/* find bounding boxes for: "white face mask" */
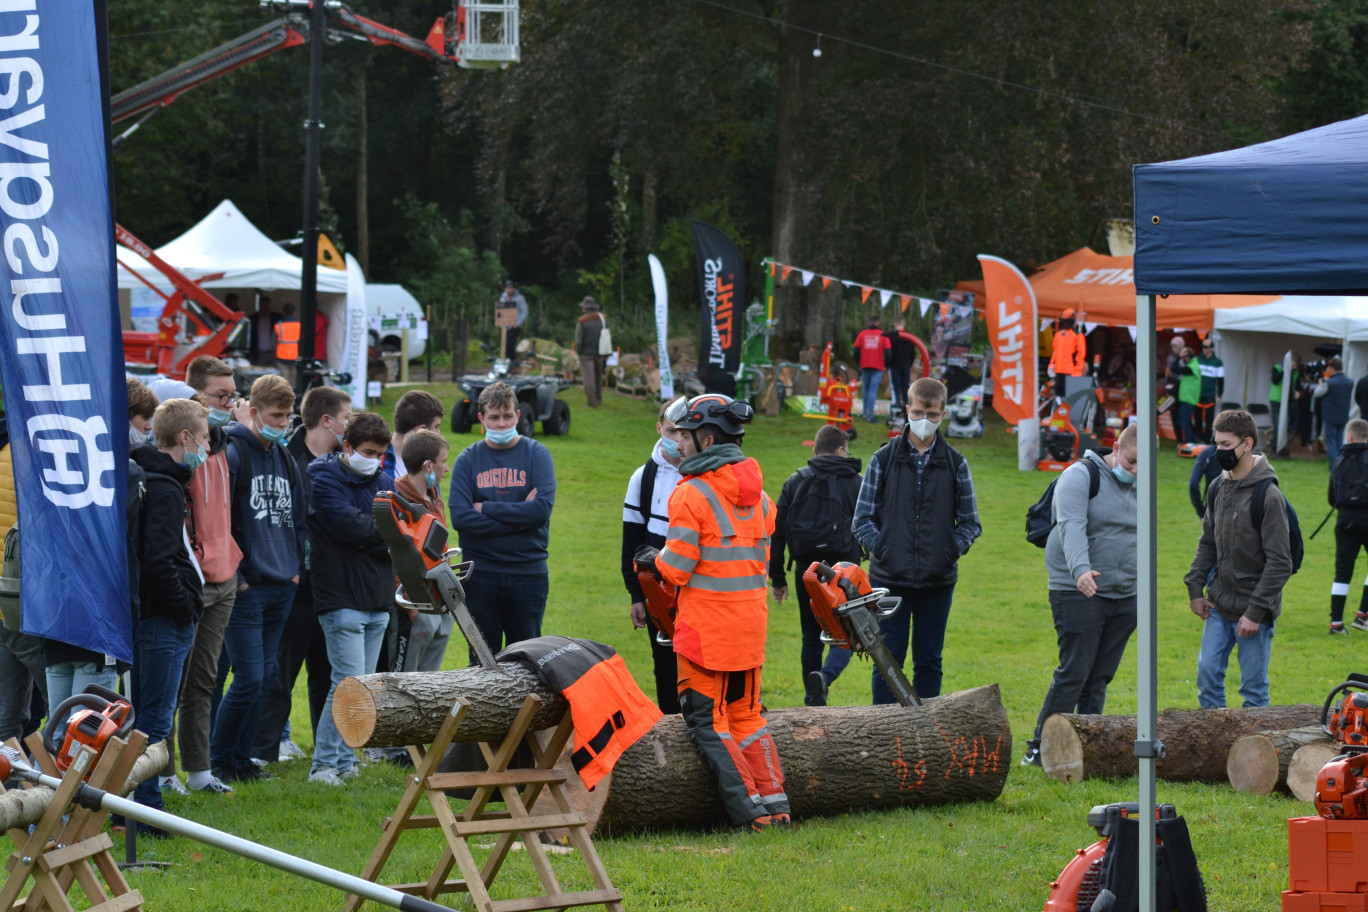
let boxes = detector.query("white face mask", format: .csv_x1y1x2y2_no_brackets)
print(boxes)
908,417,939,440
129,423,151,448
346,451,382,477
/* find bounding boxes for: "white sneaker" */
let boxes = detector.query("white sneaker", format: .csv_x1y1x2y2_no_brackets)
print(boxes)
308,768,345,786
340,765,362,780
158,775,190,797
188,775,234,795
249,757,268,769
278,739,305,762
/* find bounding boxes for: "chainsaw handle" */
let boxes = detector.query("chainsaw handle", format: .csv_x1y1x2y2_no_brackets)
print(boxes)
812,562,836,584
1323,677,1368,739
42,685,135,758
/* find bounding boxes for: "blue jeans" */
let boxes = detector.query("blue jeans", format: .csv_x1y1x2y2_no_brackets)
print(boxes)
46,661,119,713
462,569,549,663
872,582,955,703
860,368,884,422
312,608,389,773
1327,422,1346,467
132,616,196,809
1197,613,1275,708
1175,402,1195,444
211,581,295,771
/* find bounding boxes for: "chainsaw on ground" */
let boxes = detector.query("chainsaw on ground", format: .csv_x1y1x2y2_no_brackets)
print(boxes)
41,684,133,776
1315,672,1368,819
801,561,919,706
373,490,497,668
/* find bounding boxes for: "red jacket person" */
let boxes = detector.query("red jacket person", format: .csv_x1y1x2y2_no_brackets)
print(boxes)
646,393,788,831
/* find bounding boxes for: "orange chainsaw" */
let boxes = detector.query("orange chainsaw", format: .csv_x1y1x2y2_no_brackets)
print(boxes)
633,549,677,645
373,490,497,668
1315,672,1368,819
802,561,919,706
41,684,134,775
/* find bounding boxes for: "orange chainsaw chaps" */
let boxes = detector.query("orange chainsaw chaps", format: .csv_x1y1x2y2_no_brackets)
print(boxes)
801,561,871,651
637,572,678,640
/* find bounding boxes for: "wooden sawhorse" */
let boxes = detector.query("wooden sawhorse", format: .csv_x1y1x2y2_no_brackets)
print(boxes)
346,694,623,912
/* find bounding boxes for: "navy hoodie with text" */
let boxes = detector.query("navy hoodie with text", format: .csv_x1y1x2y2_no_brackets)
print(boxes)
225,422,308,585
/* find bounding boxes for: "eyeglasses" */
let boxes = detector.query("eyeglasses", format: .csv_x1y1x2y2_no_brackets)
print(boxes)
205,390,238,406
907,408,944,421
1201,345,1214,350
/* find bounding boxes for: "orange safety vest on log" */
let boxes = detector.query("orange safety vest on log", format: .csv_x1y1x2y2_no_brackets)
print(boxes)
497,636,662,790
658,455,775,671
1049,328,1087,376
274,319,300,361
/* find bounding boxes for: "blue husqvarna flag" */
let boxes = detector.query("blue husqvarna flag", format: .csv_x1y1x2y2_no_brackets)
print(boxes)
0,3,131,661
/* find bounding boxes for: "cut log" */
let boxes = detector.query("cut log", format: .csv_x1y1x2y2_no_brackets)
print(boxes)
1227,726,1334,796
1288,741,1343,805
333,664,567,747
582,684,1011,834
0,740,166,832
1040,704,1320,784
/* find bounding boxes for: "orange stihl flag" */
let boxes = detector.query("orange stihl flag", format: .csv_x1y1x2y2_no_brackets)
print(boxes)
978,254,1038,426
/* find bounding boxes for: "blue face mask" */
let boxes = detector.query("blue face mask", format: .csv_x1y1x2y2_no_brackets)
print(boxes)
425,470,438,490
485,426,519,446
258,421,287,445
660,436,681,459
208,407,232,428
184,441,207,471
1112,465,1136,485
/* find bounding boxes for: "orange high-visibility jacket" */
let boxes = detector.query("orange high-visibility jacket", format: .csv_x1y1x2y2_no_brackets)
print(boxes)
1049,328,1087,376
274,319,301,361
658,456,775,671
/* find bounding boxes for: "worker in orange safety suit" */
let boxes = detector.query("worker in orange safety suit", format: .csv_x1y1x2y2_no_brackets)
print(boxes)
1048,308,1087,398
634,393,789,831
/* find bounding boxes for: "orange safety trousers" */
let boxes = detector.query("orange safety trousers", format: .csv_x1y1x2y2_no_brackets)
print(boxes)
677,654,789,825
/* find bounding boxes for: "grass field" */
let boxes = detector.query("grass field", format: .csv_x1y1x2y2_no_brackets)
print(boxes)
95,382,1361,911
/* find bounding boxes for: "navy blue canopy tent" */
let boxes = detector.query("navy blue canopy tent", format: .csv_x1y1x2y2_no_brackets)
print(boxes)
1127,114,1368,909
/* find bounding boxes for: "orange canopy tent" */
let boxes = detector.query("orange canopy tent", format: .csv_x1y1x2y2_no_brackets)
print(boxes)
959,248,1277,328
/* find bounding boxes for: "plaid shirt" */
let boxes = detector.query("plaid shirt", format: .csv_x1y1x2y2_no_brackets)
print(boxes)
852,434,981,557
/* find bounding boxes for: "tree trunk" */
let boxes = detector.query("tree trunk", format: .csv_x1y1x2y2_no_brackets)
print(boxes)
331,664,568,748
0,741,167,832
1227,726,1334,796
576,684,1010,835
1288,742,1343,804
1040,704,1320,783
355,64,370,276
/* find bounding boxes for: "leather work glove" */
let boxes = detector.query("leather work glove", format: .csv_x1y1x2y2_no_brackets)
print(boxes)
633,545,663,579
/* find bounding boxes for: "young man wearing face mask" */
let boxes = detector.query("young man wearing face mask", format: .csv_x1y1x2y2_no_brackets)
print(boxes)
393,430,452,674
448,382,557,661
1184,409,1293,708
620,396,687,713
1021,425,1139,768
129,398,209,829
251,385,352,767
853,377,981,704
306,412,396,785
127,377,157,449
215,375,307,784
175,356,245,794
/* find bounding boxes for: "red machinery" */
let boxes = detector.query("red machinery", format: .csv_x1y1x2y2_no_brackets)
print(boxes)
801,561,918,706
815,343,856,440
1316,674,1368,820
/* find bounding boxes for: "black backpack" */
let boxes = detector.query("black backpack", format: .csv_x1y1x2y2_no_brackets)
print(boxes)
783,467,860,563
1331,448,1368,511
1206,475,1303,573
1025,459,1101,548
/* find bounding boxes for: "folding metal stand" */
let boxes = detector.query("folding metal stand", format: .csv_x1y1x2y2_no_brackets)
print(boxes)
345,694,623,912
0,732,148,912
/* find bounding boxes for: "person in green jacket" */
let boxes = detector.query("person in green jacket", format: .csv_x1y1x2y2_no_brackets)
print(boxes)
1176,345,1201,445
1269,354,1302,453
1192,338,1225,444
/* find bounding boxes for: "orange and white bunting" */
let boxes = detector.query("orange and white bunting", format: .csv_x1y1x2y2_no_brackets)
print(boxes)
978,254,1037,426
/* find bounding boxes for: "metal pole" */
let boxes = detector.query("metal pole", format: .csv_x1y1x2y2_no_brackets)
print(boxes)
1136,293,1159,911
295,0,326,396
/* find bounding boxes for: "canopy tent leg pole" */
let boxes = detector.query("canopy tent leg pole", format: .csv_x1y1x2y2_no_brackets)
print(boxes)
1136,293,1158,910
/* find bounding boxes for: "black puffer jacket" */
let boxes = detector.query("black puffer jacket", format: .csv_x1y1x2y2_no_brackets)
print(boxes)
131,446,202,626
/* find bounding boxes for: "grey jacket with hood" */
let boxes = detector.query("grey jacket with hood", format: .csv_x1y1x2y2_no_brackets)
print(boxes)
1183,453,1293,624
1045,448,1137,597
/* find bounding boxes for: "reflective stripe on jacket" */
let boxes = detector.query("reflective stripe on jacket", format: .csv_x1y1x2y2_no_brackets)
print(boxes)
659,457,775,670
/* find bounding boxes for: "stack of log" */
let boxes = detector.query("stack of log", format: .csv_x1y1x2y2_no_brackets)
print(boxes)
1039,705,1338,801
333,666,1014,834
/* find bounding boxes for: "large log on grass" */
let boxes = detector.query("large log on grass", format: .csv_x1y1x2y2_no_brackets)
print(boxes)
1288,741,1344,804
333,664,567,747
574,684,1011,834
0,740,167,832
1040,704,1319,784
1227,726,1334,796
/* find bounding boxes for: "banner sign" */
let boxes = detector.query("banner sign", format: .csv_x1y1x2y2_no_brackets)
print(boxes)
339,254,368,408
978,255,1039,426
0,4,132,660
649,253,673,402
692,221,744,395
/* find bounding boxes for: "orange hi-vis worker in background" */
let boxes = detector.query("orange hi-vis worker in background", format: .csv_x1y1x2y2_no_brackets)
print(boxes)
274,317,301,362
640,393,789,832
1048,309,1087,397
